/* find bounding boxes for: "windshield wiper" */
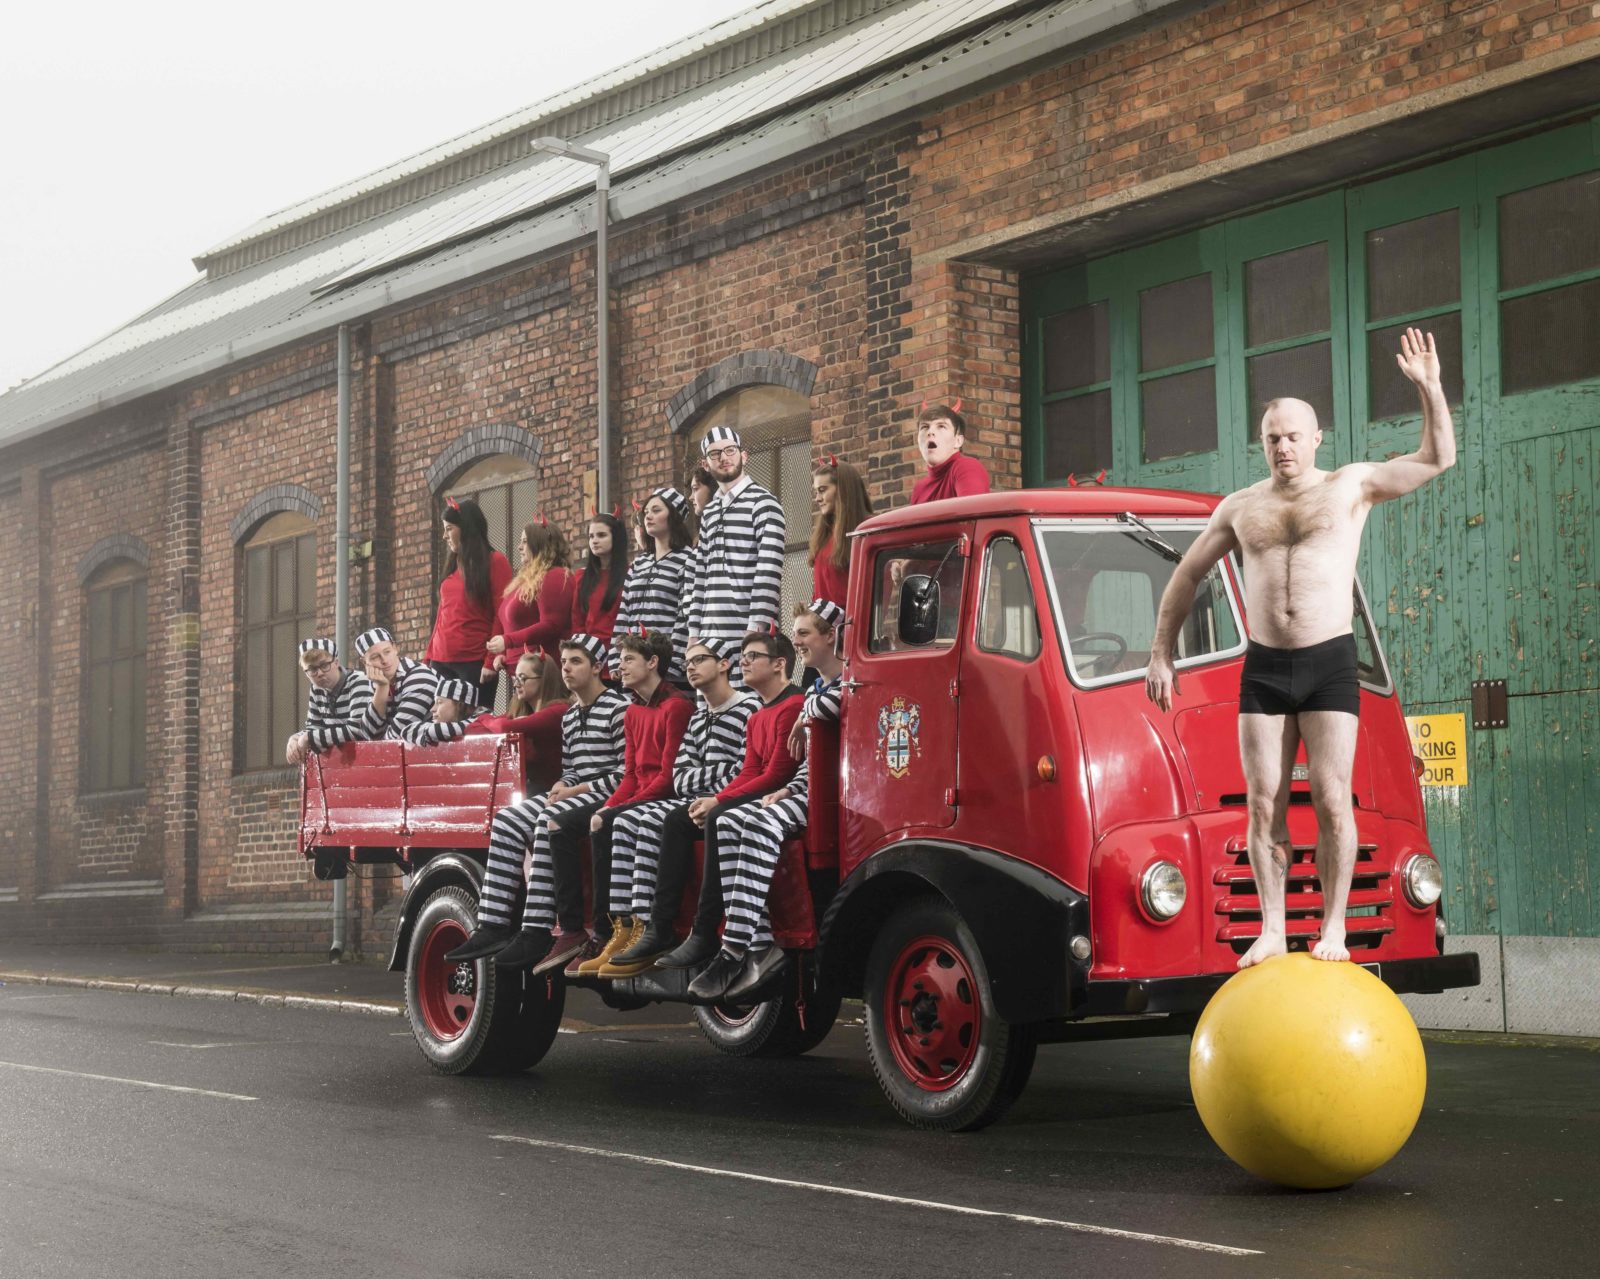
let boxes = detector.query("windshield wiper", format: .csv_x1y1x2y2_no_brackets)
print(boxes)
1116,512,1184,564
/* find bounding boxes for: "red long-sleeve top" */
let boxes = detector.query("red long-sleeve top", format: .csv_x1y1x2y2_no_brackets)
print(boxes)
471,701,566,794
717,685,803,803
572,567,622,651
911,452,991,505
426,551,513,665
812,539,849,611
603,682,693,809
498,566,577,666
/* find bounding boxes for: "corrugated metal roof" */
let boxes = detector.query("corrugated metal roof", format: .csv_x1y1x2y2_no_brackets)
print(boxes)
0,0,1169,448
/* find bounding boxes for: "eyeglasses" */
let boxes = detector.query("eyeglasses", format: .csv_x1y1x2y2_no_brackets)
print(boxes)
740,650,774,665
685,653,719,667
514,673,540,685
302,661,334,676
704,445,741,461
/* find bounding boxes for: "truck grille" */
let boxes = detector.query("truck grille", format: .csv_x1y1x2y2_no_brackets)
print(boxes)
1214,841,1392,953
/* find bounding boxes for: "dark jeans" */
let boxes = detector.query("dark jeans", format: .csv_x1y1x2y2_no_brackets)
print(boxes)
543,794,605,933
656,796,761,939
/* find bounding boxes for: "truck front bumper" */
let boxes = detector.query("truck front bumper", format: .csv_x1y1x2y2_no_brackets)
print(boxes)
1078,951,1482,1018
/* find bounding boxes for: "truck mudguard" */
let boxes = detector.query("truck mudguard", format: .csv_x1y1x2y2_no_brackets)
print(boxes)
386,852,487,972
819,840,1088,1025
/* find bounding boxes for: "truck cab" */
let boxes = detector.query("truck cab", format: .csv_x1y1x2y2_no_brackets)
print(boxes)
307,485,1478,1131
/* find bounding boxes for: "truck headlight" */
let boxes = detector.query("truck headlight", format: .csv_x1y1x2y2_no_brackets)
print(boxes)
1401,853,1442,907
1140,861,1186,921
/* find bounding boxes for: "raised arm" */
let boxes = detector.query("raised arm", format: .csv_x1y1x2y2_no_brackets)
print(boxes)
1145,500,1240,712
1360,327,1456,504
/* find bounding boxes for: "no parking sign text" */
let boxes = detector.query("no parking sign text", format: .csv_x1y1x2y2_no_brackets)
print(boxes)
1404,713,1468,787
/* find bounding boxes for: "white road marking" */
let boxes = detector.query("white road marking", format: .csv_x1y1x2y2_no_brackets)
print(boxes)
147,1041,256,1050
490,1135,1262,1257
0,1059,257,1101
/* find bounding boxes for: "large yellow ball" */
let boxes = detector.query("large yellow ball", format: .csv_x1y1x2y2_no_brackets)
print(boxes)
1189,953,1427,1189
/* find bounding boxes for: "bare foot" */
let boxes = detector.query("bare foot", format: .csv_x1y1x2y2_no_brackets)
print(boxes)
1238,931,1287,969
1311,927,1350,962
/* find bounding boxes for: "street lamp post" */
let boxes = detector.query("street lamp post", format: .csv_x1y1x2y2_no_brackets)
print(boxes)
531,136,612,510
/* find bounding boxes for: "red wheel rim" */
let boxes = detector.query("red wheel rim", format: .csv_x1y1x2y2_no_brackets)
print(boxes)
708,1002,760,1028
884,933,980,1092
417,919,477,1042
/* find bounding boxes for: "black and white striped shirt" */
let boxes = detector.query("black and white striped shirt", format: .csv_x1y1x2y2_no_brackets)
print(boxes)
615,546,695,679
357,658,439,741
789,672,844,795
684,476,786,645
558,687,629,795
398,715,472,748
673,690,759,798
304,669,374,751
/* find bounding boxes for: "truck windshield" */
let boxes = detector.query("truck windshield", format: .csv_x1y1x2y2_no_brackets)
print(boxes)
1035,522,1245,686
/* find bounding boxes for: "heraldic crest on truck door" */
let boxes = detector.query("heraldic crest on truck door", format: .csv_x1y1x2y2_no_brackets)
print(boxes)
876,696,922,779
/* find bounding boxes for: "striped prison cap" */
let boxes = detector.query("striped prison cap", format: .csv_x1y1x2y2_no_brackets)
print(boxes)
562,633,611,669
700,426,742,455
353,627,393,658
687,636,737,663
650,486,691,522
298,637,337,659
435,679,478,707
806,599,845,629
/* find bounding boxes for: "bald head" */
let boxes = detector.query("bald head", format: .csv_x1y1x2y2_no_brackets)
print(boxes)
1260,397,1319,436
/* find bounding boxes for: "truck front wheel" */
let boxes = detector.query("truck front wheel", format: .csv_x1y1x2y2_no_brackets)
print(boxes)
863,897,1037,1131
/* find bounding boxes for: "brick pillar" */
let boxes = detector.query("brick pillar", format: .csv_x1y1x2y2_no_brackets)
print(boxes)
17,465,44,903
163,415,203,915
860,126,919,509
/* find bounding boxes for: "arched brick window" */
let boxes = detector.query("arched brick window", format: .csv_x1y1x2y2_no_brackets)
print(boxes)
237,511,317,772
81,559,148,793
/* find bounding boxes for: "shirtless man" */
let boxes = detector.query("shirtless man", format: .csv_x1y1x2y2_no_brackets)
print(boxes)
1145,328,1454,967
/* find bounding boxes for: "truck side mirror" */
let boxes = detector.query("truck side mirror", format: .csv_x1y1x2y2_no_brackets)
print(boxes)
898,574,940,646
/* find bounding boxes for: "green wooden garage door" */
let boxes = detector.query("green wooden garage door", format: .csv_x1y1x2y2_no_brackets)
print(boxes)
1023,115,1600,941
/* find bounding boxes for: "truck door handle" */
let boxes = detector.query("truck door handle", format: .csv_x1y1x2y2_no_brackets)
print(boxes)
839,678,871,692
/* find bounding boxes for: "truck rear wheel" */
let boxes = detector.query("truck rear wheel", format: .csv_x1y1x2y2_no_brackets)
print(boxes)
693,961,841,1058
863,897,1036,1131
405,885,539,1075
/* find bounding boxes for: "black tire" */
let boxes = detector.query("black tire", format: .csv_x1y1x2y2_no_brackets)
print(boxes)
862,896,1037,1131
693,962,841,1059
404,885,523,1075
495,969,567,1073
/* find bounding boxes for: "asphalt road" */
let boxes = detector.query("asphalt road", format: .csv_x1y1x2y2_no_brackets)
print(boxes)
0,984,1593,1279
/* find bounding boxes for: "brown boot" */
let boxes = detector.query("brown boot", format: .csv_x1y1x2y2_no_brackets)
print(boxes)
597,917,666,977
575,916,633,976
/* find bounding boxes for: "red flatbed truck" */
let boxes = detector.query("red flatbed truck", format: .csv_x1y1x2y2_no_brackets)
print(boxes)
301,486,1479,1130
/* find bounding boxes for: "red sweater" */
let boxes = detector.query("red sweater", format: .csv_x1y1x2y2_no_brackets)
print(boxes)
498,566,577,666
911,452,991,505
471,701,566,794
427,551,513,665
717,686,803,802
604,682,693,808
573,568,622,651
812,540,849,611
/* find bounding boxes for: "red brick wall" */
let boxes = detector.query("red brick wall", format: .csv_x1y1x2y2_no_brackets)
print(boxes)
43,448,168,883
0,485,26,896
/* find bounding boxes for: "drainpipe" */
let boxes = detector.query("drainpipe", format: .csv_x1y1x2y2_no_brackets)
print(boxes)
331,323,351,961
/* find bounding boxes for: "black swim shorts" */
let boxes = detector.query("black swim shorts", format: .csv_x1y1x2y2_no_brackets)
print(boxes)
1239,633,1361,717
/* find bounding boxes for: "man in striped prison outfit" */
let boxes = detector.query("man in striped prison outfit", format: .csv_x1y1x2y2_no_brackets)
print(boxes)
615,486,696,683
655,628,804,977
353,628,439,741
396,678,481,746
689,600,847,1004
445,635,626,966
285,637,373,765
593,636,758,977
682,427,786,686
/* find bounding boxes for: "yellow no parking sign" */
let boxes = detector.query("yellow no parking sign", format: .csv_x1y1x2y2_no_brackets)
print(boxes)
1405,713,1468,787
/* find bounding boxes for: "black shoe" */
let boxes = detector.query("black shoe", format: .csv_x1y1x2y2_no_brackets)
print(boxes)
722,946,790,1004
445,923,516,963
687,949,745,1003
655,931,719,971
608,919,679,967
493,927,554,970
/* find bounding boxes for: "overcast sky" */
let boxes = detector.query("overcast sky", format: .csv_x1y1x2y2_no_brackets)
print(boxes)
0,0,761,393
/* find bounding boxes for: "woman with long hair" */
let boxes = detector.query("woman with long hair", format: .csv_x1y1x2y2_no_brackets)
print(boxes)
487,519,575,677
425,496,512,705
616,487,696,682
471,650,569,793
809,457,872,610
573,510,627,654
686,463,716,536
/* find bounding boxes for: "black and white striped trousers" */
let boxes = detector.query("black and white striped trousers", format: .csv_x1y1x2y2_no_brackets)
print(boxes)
475,791,605,933
606,796,689,917
716,793,808,951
